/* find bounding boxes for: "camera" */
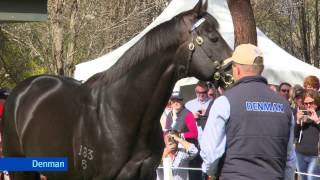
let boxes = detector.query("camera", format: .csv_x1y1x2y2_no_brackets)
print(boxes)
301,110,311,116
168,130,179,143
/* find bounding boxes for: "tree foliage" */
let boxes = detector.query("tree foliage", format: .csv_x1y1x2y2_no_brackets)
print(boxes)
0,31,46,88
252,0,319,67
0,0,167,88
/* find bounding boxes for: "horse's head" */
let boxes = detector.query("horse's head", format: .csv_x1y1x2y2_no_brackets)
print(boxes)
175,0,233,88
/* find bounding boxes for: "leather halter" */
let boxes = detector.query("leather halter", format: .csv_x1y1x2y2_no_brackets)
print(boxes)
186,18,234,87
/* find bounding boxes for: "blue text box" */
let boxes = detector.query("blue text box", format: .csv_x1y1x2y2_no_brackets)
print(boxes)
0,157,68,171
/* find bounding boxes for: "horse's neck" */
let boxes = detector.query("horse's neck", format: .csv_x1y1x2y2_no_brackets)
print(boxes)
93,48,181,117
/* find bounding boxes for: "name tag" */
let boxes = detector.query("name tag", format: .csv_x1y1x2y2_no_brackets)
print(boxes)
245,101,284,113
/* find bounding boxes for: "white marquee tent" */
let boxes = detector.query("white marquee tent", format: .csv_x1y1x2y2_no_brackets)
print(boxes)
74,0,320,88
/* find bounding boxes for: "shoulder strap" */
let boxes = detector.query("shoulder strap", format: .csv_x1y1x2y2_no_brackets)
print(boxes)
200,100,214,129
204,100,214,117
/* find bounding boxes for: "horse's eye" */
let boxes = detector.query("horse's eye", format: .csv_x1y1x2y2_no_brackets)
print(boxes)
206,27,214,32
210,36,219,43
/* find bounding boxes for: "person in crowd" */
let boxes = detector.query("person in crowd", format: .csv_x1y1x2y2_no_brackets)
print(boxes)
295,89,320,180
185,81,212,141
160,100,172,132
279,82,292,101
269,84,278,92
165,93,197,141
207,84,216,101
200,44,295,180
166,92,199,180
290,84,304,110
157,130,198,180
217,87,225,96
185,81,212,120
303,75,320,91
0,89,9,120
0,89,10,155
185,82,213,180
0,89,10,180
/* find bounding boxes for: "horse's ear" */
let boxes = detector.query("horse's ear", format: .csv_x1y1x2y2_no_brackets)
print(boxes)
192,0,208,17
201,0,208,15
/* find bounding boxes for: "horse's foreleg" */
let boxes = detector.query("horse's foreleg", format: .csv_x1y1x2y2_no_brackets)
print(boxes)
138,155,159,180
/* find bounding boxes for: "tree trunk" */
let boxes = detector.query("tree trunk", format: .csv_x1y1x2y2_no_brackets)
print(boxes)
51,0,65,75
287,0,296,55
228,0,257,47
299,0,310,64
314,0,319,68
65,0,79,77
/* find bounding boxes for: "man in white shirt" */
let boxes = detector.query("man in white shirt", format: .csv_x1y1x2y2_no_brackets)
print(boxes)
200,44,295,180
185,81,212,141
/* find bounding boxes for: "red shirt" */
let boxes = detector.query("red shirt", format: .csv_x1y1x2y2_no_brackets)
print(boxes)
182,112,198,139
0,102,3,119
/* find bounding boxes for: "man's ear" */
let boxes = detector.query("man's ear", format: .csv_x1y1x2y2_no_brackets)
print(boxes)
232,64,239,78
235,65,242,77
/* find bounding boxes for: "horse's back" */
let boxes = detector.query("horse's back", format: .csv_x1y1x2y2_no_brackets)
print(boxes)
2,75,83,167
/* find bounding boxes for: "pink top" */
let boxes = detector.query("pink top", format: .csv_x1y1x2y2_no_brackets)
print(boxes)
182,112,198,139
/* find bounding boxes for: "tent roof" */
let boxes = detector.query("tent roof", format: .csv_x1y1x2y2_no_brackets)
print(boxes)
74,0,320,88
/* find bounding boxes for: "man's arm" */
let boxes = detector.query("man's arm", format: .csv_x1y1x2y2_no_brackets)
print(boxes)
284,113,296,180
200,96,230,177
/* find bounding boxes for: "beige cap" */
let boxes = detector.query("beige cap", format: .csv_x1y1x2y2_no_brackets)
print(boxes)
224,43,264,65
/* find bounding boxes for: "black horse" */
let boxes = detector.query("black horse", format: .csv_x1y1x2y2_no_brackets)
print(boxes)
2,1,232,179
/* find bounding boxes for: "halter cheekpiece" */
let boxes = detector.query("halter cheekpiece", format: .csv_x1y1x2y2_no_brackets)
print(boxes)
188,18,206,51
186,17,234,87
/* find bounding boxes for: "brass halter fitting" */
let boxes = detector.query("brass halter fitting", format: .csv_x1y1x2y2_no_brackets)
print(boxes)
195,36,204,45
188,42,195,51
213,72,221,81
222,73,234,86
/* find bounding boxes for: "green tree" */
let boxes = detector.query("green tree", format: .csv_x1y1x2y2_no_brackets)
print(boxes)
252,0,320,68
0,30,46,88
0,0,167,86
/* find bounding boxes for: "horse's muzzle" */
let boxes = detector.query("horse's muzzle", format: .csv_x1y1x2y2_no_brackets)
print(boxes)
211,61,234,89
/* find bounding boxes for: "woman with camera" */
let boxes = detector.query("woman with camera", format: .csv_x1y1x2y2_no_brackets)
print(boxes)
296,89,320,180
157,130,198,180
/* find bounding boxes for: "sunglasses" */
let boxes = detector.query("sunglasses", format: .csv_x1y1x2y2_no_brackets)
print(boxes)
280,89,290,93
304,101,315,106
196,91,207,94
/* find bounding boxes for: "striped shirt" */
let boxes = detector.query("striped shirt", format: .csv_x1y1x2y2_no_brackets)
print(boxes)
157,144,198,180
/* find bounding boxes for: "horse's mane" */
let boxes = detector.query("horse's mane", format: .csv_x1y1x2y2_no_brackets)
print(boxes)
83,10,220,88
84,12,190,88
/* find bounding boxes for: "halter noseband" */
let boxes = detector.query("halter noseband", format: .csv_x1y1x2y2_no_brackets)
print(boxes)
186,18,234,87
